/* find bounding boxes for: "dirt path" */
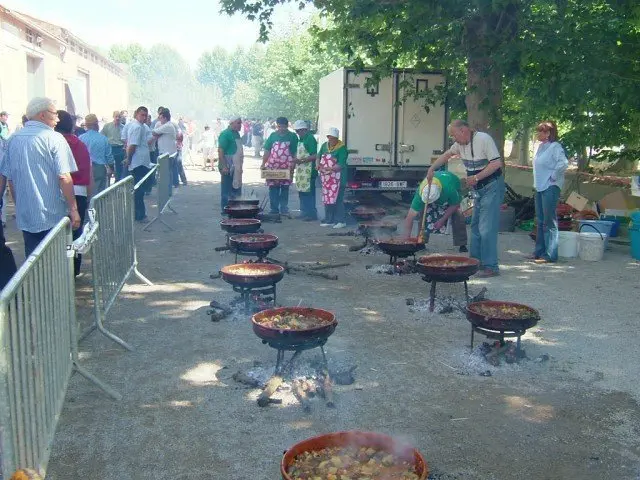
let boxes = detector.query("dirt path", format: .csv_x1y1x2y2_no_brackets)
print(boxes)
35,157,640,479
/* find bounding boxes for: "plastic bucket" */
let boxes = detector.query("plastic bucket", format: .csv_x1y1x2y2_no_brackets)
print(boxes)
558,231,579,258
577,220,614,249
630,226,640,261
578,224,606,261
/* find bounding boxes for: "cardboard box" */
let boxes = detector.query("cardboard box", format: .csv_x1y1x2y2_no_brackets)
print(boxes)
566,191,590,212
598,190,632,211
261,169,291,180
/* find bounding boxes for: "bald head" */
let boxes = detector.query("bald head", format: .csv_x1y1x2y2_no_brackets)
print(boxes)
447,119,472,145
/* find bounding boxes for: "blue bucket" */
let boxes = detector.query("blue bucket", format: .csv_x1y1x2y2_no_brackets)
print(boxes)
578,220,614,249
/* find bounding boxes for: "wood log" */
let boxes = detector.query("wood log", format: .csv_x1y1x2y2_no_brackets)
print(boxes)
308,262,351,271
266,257,338,280
257,375,283,407
323,371,336,408
292,380,312,412
232,371,261,388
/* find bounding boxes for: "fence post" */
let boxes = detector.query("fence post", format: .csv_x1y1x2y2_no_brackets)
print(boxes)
81,175,153,351
0,218,119,478
144,153,177,231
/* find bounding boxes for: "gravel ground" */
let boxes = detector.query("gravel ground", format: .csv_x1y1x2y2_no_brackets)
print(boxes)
6,154,639,479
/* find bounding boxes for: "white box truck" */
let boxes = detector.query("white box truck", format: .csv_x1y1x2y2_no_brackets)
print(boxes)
318,68,448,197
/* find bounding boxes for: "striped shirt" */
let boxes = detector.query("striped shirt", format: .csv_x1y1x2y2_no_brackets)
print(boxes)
79,129,114,165
447,131,501,175
0,120,77,233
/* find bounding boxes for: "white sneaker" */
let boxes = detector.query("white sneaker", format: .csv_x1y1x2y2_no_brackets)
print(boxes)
332,222,347,229
320,222,334,227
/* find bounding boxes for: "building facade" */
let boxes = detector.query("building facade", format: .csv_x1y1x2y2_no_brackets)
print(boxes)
0,5,128,129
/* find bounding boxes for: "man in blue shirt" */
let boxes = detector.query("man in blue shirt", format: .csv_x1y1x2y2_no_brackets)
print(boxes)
0,97,80,256
79,114,114,194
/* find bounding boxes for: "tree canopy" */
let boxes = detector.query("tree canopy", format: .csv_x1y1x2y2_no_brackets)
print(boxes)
221,0,640,163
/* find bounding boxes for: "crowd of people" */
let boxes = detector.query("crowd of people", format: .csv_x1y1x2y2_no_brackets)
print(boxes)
0,96,568,290
0,97,202,287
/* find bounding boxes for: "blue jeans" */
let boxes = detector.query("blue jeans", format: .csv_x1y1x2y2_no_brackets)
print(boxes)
111,145,125,181
221,173,241,210
323,186,346,224
132,165,150,220
298,177,317,219
269,185,290,214
534,186,560,262
470,175,505,272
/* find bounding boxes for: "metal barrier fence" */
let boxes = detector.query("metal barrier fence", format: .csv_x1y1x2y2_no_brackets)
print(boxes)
83,174,153,351
144,153,177,231
0,218,119,477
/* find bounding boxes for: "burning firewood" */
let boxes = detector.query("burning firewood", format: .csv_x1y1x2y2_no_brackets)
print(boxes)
292,379,312,412
257,375,283,407
322,371,336,408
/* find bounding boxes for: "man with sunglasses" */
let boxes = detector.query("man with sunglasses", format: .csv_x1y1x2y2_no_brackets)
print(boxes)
0,97,80,257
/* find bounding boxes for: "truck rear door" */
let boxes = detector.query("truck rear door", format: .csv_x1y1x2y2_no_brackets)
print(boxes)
395,71,447,168
345,71,393,167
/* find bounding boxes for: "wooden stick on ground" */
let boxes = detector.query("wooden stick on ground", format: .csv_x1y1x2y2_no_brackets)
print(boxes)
323,371,335,408
292,379,312,412
308,262,351,271
266,257,340,280
257,375,283,407
232,371,261,388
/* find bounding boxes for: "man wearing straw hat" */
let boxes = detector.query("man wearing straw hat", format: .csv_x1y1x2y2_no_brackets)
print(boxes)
401,170,467,251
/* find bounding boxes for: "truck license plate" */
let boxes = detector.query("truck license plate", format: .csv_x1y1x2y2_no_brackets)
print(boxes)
379,181,407,188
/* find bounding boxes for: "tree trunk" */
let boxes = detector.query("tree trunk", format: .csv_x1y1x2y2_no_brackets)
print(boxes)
466,56,504,157
507,138,520,162
518,127,530,166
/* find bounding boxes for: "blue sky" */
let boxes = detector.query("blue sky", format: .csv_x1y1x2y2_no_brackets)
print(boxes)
1,0,310,65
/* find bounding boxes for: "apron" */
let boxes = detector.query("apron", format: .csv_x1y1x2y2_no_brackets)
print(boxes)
265,140,293,186
424,202,449,235
294,141,313,193
319,153,340,205
232,138,244,189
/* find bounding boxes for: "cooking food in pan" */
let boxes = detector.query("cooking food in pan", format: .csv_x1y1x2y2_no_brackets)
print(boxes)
255,312,332,330
288,446,420,480
468,303,537,320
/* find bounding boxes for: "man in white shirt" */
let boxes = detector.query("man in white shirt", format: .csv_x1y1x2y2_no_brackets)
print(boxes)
152,107,178,187
125,106,153,222
152,108,177,157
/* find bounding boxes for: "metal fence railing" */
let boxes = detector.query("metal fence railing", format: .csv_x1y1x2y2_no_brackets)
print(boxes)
0,218,120,477
83,175,153,351
144,153,177,231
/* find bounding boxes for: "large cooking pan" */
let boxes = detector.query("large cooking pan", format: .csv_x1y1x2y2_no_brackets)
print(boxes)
223,205,261,218
252,307,337,348
350,206,386,221
229,233,278,253
220,263,285,289
467,300,540,331
227,198,260,207
219,218,262,234
375,237,425,257
416,255,480,282
281,431,428,480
